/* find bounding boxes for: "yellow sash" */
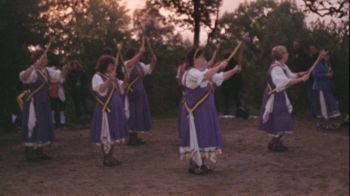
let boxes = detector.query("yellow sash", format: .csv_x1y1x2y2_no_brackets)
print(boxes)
17,69,49,111
183,90,211,114
127,75,140,93
267,83,275,96
95,78,118,113
127,65,144,93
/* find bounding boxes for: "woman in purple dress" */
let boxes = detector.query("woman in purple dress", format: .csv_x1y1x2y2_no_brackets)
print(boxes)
259,46,325,152
19,49,68,161
124,40,157,146
91,54,129,167
312,52,341,129
178,48,242,175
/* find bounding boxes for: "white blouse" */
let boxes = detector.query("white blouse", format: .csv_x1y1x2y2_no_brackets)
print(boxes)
125,61,152,76
262,63,295,125
19,67,63,84
182,68,224,89
271,63,298,92
92,74,124,97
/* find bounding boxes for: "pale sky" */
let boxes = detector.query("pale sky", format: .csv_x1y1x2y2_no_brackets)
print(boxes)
124,0,255,14
122,0,320,44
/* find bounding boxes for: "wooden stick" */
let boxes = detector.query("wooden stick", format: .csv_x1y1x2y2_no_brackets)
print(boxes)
146,38,155,56
226,41,244,62
43,38,53,54
307,52,326,75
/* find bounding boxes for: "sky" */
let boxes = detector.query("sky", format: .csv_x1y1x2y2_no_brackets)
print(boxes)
121,0,320,44
124,0,249,14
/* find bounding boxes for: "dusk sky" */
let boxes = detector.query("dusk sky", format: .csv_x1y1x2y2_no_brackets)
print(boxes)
123,0,274,14
121,0,320,44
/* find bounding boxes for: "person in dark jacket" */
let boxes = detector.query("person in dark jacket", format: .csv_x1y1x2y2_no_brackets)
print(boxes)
66,61,89,121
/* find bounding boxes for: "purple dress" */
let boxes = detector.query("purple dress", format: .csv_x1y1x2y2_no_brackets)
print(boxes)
127,65,152,132
21,70,54,146
90,74,128,145
259,64,294,136
312,62,341,119
178,69,223,162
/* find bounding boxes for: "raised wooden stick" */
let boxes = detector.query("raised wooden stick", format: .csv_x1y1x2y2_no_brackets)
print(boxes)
307,50,327,75
146,38,155,56
226,33,250,62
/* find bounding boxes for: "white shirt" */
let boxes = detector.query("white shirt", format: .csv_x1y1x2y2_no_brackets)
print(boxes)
271,63,298,92
182,68,225,89
124,61,152,76
92,73,124,97
19,67,63,84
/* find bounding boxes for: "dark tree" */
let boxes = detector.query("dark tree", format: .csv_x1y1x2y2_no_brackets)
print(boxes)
302,0,349,18
149,0,222,47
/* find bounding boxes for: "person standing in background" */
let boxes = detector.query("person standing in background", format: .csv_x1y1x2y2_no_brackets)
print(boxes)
287,40,309,114
306,43,320,117
49,66,66,127
66,61,89,122
312,51,341,129
219,50,248,119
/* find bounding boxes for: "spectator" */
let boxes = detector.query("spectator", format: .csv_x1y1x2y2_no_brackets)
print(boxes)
66,61,89,121
287,40,309,114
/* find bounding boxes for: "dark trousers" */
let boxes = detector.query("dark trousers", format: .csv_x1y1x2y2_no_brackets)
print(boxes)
71,92,89,119
222,87,242,115
50,98,65,124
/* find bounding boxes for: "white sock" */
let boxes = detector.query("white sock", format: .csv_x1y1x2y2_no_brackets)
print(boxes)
60,112,66,125
52,111,56,124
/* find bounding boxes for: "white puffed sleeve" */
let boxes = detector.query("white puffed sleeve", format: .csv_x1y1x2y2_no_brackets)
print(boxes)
47,67,63,83
176,67,181,79
283,64,298,79
271,66,291,92
19,68,38,84
117,79,125,94
92,74,107,97
140,62,152,75
182,69,205,89
211,72,225,87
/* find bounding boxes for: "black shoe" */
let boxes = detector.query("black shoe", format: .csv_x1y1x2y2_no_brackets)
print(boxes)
136,138,146,145
277,141,289,151
268,143,287,153
128,138,146,146
103,157,120,167
201,165,213,174
188,166,205,175
128,140,141,146
110,157,121,166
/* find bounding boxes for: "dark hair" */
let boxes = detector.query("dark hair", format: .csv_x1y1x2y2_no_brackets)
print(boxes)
186,48,204,68
126,48,137,60
48,52,60,66
96,55,115,73
102,47,113,56
72,60,83,71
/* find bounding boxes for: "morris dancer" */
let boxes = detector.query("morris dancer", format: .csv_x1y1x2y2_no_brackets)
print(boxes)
18,41,68,161
259,46,326,152
124,38,157,146
178,39,245,175
90,51,129,167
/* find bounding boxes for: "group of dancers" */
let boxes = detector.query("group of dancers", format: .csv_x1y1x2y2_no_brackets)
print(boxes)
18,33,341,174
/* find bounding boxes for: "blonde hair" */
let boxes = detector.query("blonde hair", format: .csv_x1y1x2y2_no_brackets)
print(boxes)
272,45,287,61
